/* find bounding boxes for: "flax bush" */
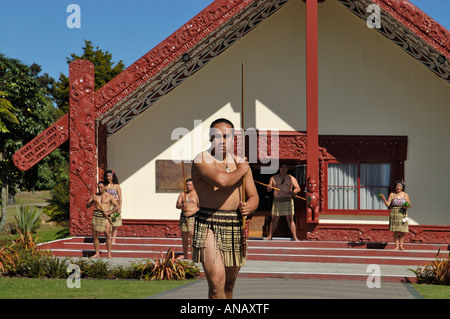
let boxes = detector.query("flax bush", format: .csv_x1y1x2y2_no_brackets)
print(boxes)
412,249,450,285
14,205,41,235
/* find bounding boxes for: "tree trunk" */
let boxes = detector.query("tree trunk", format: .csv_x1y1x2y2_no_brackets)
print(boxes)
0,185,7,233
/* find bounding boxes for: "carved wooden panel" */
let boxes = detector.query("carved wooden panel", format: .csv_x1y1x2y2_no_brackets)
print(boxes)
306,223,450,244
12,114,69,171
69,60,97,236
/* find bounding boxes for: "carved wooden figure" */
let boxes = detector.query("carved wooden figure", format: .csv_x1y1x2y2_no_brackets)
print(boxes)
306,175,319,223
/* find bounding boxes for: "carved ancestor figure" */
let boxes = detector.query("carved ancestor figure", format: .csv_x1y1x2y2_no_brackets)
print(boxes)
306,175,319,223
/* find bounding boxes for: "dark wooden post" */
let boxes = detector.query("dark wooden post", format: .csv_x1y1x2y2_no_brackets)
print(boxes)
306,0,320,223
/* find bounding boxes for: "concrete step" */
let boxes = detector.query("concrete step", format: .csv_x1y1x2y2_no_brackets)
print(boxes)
41,236,447,262
53,236,449,251
38,236,446,282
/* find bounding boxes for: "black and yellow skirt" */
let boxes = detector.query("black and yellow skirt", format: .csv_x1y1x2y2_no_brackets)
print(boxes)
179,211,195,232
389,207,409,233
271,197,294,216
192,207,245,267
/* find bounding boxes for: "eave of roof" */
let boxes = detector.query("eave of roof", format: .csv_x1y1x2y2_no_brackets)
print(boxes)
95,0,449,137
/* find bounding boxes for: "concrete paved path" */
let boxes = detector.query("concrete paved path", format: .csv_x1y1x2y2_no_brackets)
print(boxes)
148,277,422,299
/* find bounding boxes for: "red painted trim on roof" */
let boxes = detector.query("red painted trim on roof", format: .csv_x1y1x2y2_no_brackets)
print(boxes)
373,0,449,57
94,0,256,118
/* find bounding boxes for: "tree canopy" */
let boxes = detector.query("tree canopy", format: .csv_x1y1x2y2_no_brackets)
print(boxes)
53,40,125,114
0,40,126,229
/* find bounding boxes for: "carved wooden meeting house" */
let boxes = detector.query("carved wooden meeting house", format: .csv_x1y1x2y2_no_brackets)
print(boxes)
13,0,450,243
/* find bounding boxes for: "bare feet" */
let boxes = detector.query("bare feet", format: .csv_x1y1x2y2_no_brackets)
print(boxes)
264,237,272,241
91,253,101,258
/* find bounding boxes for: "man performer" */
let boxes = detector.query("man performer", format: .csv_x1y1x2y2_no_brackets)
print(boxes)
86,181,120,258
265,164,301,241
176,178,199,259
191,118,259,299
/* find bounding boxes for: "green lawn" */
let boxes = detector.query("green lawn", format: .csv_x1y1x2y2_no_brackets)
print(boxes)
412,284,450,299
9,190,52,206
2,190,52,224
0,277,197,299
1,190,66,243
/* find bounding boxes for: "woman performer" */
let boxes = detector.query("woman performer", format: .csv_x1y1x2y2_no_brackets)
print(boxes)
380,180,411,250
104,169,122,244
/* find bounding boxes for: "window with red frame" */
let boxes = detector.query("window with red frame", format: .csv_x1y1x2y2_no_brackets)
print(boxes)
327,163,390,211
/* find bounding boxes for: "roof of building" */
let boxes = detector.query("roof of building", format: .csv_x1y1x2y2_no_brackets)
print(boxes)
13,0,449,171
95,0,449,137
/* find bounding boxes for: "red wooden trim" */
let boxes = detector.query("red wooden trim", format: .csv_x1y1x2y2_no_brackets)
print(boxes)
323,160,394,214
97,123,107,180
305,0,319,190
68,60,98,237
94,0,256,118
307,223,450,244
373,0,449,58
12,114,69,171
109,219,450,244
116,219,181,238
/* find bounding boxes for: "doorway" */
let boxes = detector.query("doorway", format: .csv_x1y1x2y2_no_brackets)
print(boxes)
249,164,307,239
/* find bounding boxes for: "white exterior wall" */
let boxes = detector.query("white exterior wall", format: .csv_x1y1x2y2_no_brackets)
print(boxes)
107,0,450,226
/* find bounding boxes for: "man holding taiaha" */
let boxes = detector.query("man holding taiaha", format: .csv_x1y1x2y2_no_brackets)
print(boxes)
191,118,259,299
265,164,301,241
86,181,120,258
176,178,199,259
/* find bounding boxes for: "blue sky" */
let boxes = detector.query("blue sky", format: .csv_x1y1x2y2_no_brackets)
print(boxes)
1,0,448,81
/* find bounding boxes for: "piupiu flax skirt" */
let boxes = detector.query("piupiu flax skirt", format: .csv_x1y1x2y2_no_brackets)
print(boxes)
192,207,245,267
389,207,409,233
179,211,195,232
271,197,294,216
92,210,107,232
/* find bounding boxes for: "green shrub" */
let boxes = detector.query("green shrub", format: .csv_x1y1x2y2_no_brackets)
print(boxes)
46,256,70,279
73,258,111,279
43,179,70,223
178,259,200,279
1,239,200,281
141,248,199,281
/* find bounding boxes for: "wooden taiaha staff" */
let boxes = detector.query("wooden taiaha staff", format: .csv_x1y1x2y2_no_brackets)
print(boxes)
74,170,113,226
254,180,307,201
241,62,247,257
182,162,189,232
241,62,245,207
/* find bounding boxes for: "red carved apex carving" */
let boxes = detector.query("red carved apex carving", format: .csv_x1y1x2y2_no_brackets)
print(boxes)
373,0,450,56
